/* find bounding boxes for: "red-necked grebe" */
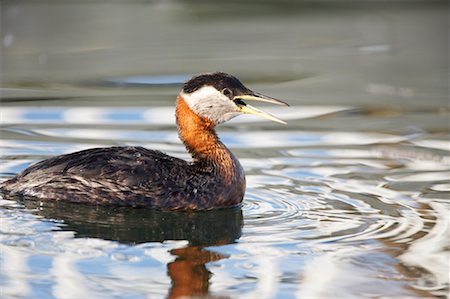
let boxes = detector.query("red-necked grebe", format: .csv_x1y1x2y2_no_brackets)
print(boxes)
1,72,289,210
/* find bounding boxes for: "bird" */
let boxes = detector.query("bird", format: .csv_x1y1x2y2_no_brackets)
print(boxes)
0,72,289,210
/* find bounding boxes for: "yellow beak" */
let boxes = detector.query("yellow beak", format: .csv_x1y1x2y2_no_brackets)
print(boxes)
233,93,289,125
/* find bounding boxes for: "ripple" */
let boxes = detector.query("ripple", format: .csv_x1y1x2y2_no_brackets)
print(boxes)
386,172,450,182
242,141,445,251
430,183,450,192
242,182,432,251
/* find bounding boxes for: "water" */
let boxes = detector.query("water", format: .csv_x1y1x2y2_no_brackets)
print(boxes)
1,1,449,298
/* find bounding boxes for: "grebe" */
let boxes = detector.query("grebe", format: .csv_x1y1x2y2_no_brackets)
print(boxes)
1,72,288,210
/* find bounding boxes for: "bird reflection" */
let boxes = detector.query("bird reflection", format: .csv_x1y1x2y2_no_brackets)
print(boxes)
168,245,228,298
22,200,243,298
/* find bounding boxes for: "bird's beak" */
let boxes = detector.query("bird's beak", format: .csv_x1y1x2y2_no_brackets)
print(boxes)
233,92,289,125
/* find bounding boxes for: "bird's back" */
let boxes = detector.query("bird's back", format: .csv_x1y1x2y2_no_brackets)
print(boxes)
1,146,213,208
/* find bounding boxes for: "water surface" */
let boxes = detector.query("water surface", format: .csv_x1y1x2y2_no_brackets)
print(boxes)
1,1,449,298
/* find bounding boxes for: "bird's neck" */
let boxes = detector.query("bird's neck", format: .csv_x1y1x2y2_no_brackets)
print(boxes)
176,96,242,179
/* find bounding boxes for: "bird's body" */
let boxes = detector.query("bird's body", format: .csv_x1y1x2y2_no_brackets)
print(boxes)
2,145,244,209
1,72,287,210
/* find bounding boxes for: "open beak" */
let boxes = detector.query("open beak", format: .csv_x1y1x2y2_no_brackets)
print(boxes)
233,92,289,125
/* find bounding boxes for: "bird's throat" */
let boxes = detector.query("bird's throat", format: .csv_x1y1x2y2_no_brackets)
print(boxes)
176,96,222,160
176,95,245,200
176,95,243,177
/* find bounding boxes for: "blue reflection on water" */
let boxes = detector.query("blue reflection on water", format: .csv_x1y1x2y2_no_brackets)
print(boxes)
106,110,146,122
24,111,63,122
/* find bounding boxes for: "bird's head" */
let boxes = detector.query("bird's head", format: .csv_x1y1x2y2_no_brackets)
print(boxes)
179,72,289,125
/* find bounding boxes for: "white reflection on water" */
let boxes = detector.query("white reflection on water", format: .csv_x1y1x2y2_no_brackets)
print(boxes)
51,237,113,299
1,244,33,298
400,202,450,292
386,172,450,182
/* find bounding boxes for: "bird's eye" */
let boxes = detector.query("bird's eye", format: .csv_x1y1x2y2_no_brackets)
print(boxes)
222,88,233,98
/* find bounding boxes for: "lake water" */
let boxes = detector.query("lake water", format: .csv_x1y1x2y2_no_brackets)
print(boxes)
1,1,449,298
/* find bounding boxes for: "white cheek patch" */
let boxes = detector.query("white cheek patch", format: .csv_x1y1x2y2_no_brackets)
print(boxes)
181,86,240,124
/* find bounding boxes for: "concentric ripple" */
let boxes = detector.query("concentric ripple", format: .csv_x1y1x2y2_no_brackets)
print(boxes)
242,176,426,246
253,145,443,221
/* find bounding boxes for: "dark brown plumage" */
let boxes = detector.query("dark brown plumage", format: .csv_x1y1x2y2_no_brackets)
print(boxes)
0,72,287,210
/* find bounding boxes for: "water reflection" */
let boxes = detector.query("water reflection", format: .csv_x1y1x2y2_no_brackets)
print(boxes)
22,200,243,299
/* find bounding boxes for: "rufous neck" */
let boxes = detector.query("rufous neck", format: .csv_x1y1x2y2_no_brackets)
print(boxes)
176,95,228,161
176,95,245,188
